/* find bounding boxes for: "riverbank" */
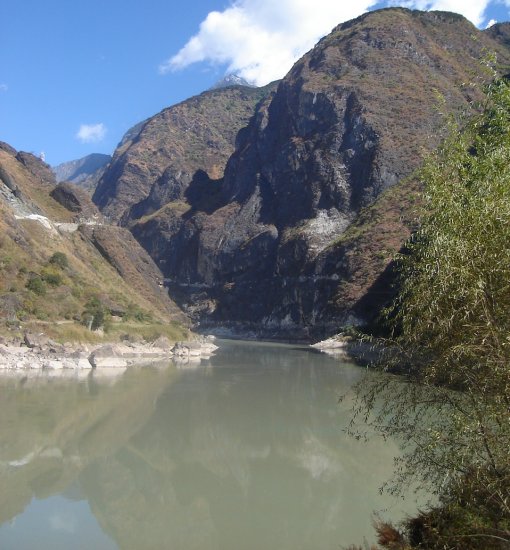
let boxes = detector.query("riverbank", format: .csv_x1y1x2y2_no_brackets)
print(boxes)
0,332,218,372
311,334,383,364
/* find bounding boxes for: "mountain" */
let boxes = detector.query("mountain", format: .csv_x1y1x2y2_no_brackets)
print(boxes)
0,142,188,339
93,83,277,224
211,74,256,89
53,153,111,193
92,9,510,339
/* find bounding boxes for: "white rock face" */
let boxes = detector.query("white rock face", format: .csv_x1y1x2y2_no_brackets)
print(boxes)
68,351,93,369
89,346,128,369
43,359,64,370
0,335,220,374
311,337,349,350
15,214,58,235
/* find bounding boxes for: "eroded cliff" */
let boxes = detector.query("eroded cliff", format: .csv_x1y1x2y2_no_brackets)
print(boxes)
98,9,510,338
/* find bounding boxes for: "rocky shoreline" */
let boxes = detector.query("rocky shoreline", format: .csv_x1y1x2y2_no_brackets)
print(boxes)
0,333,219,373
310,334,382,364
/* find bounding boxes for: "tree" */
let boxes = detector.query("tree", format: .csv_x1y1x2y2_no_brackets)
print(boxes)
82,296,106,330
351,75,510,548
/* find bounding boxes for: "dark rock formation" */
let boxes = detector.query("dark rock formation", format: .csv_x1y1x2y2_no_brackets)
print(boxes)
50,182,101,218
98,9,510,339
93,83,277,223
0,142,17,156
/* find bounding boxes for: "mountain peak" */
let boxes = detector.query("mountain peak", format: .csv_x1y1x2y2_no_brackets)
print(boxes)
210,74,256,90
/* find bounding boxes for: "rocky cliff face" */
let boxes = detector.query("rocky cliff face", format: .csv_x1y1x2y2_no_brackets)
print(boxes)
98,9,510,339
93,83,277,224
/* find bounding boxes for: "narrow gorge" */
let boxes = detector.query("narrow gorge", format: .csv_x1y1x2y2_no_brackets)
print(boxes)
91,8,510,339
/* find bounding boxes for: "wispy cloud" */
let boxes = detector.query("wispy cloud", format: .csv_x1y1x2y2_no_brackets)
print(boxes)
161,0,496,86
76,123,106,143
160,0,379,85
49,513,76,534
387,0,491,27
0,84,8,92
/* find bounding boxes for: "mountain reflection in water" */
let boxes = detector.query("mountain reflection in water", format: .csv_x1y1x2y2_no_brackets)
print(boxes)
0,339,419,550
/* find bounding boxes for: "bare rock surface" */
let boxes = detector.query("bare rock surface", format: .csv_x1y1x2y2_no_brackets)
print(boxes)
107,10,510,340
0,334,219,373
89,345,128,368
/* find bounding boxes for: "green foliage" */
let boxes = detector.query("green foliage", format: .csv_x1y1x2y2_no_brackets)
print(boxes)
26,276,46,296
351,75,510,548
41,267,63,287
82,296,107,330
124,303,153,323
48,252,69,269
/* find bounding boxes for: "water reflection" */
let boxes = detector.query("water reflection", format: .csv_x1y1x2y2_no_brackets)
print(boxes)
0,340,417,549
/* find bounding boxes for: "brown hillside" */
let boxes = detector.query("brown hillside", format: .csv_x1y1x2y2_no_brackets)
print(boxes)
93,83,277,224
0,144,188,339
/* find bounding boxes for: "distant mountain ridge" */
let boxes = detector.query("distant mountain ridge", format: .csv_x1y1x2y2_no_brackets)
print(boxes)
53,153,111,193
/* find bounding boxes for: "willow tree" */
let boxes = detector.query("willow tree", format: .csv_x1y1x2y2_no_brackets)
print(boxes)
351,76,510,548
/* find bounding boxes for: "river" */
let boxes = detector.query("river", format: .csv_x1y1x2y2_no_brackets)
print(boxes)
0,339,420,549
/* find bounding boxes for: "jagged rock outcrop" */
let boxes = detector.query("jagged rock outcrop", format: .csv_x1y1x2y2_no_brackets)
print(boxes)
50,182,101,218
99,9,510,339
93,83,277,224
15,151,56,187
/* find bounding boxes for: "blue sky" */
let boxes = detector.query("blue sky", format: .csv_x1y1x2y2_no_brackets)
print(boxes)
1,0,509,166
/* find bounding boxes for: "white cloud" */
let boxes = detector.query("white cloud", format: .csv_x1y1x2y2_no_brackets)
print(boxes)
75,123,106,143
387,0,490,27
161,0,496,86
0,84,8,92
49,513,76,534
160,0,379,85
486,18,497,27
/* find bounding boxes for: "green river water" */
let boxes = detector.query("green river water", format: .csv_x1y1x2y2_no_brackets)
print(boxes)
0,339,421,549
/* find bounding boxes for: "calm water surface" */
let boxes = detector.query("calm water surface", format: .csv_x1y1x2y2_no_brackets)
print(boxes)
0,339,419,549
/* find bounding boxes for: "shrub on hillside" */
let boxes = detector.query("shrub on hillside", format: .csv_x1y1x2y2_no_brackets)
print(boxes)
26,276,46,296
48,252,69,269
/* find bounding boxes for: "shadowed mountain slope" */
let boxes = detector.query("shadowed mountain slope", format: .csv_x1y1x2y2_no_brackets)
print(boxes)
93,83,277,224
53,153,111,193
96,9,510,339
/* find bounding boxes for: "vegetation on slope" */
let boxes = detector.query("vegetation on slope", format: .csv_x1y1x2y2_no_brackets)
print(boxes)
0,147,189,343
349,73,510,549
93,83,278,223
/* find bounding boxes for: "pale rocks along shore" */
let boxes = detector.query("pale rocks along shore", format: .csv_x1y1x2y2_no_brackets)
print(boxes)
311,334,382,364
0,333,218,374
